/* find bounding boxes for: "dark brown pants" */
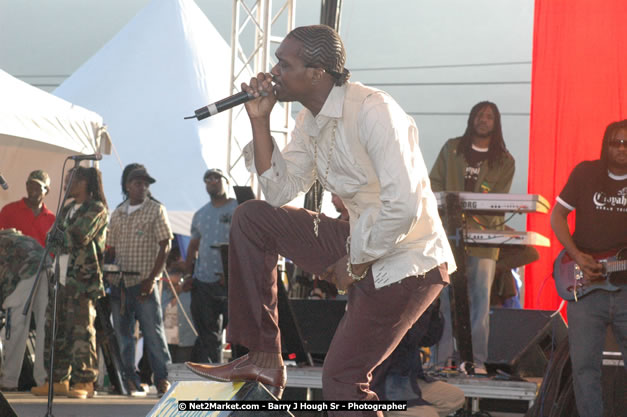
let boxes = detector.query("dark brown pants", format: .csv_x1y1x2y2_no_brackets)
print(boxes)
227,200,448,416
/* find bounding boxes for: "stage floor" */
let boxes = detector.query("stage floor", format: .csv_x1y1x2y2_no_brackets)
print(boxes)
2,364,536,417
4,391,158,417
3,391,528,417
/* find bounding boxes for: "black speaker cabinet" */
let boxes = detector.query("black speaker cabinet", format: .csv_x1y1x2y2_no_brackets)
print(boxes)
486,308,567,377
284,299,347,355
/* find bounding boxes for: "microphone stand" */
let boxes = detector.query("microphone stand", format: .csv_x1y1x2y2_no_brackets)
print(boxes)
23,161,79,417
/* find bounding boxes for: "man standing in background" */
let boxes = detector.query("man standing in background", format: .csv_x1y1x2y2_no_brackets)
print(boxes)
107,165,173,397
0,170,55,247
429,101,515,372
185,168,237,363
0,169,55,391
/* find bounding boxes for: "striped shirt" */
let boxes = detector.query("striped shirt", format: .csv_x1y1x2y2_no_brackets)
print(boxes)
107,199,173,287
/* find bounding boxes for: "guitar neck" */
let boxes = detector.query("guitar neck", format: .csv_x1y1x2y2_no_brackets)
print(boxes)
605,259,627,274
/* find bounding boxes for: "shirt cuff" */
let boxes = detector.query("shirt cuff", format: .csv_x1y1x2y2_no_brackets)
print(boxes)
243,137,287,182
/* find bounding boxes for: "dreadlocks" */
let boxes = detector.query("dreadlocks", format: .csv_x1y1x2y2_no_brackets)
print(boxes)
286,25,351,86
73,166,108,208
456,101,509,168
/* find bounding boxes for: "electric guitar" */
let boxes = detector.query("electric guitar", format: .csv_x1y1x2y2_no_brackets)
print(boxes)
553,248,627,301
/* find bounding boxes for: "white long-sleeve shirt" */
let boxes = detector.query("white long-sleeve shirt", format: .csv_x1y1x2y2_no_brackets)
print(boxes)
243,82,456,288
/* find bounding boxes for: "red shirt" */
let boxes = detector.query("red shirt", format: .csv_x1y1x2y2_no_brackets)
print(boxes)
0,198,56,247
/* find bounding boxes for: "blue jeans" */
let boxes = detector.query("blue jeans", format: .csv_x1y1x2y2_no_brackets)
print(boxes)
435,256,496,367
110,282,172,385
567,284,627,417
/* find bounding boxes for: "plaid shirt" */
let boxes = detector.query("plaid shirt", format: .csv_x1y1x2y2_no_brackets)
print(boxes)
107,198,173,287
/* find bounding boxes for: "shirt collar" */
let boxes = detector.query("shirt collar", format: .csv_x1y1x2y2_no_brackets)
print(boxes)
19,198,50,213
608,170,627,181
302,84,347,137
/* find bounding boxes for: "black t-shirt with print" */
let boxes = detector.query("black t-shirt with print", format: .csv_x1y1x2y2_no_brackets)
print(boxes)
464,148,489,191
559,160,627,253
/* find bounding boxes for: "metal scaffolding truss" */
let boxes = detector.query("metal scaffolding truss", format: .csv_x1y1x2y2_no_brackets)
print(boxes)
227,0,295,188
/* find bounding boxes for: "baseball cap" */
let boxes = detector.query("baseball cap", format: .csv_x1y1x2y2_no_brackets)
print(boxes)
27,170,51,189
203,168,228,182
127,167,156,184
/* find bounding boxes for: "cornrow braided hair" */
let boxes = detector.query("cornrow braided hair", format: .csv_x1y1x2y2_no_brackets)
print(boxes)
287,25,351,86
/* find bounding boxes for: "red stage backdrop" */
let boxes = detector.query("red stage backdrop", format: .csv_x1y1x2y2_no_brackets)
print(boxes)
525,0,627,310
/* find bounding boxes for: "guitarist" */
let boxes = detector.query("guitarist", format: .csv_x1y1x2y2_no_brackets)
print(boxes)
550,119,627,417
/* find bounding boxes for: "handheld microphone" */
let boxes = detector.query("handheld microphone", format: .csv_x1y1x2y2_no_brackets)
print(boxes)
68,153,103,161
186,91,255,121
0,173,8,190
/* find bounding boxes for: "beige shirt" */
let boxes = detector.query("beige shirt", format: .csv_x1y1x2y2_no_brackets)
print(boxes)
243,82,455,288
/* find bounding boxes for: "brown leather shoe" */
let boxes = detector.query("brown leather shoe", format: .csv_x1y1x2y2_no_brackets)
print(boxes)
185,355,287,398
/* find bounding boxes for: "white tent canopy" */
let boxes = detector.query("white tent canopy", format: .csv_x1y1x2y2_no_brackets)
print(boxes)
54,0,278,215
0,69,111,213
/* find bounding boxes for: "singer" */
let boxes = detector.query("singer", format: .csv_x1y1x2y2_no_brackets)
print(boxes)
31,166,108,399
186,25,455,417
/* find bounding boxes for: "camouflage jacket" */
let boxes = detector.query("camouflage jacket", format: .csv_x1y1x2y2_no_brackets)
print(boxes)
53,199,108,300
0,228,50,302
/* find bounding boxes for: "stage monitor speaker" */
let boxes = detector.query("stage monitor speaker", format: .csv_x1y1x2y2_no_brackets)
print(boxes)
0,392,18,417
486,308,567,377
148,380,293,417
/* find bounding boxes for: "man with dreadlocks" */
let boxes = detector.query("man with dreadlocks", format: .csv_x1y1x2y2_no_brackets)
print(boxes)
429,101,515,373
186,25,455,415
31,166,109,399
550,119,627,417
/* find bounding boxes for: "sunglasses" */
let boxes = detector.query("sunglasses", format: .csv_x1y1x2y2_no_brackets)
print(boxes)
204,176,222,183
609,138,627,148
